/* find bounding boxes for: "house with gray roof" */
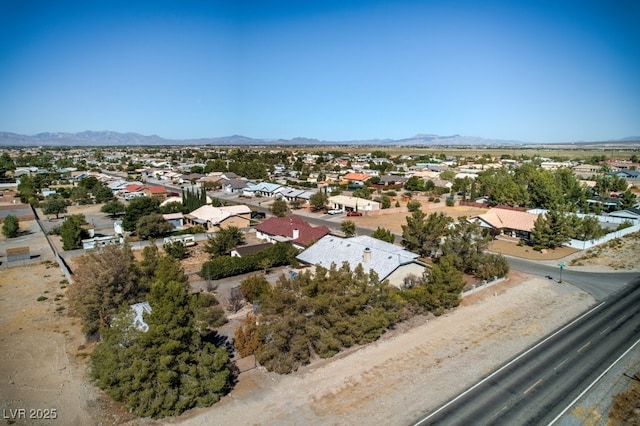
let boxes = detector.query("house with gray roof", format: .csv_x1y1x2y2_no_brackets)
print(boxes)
296,235,427,288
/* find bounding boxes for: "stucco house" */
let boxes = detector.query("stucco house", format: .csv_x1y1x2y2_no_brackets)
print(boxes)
184,204,251,231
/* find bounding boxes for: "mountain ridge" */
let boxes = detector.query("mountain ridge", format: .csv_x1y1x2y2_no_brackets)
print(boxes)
0,130,638,147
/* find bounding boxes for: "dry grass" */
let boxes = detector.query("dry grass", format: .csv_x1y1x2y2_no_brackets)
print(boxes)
488,239,579,260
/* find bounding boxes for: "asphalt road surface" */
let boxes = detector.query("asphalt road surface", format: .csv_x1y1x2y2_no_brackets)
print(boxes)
413,275,640,426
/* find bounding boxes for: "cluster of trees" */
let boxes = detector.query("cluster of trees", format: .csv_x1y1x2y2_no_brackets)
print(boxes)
182,187,208,211
473,165,636,212
234,259,467,374
69,244,232,417
401,211,510,281
530,210,606,249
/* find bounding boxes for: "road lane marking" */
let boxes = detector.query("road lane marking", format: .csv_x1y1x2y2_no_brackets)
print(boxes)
524,379,543,395
600,327,610,335
548,337,640,425
554,358,568,370
577,341,591,353
616,314,627,324
413,302,606,426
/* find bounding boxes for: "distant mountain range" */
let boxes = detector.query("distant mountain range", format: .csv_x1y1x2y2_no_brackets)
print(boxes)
0,130,638,147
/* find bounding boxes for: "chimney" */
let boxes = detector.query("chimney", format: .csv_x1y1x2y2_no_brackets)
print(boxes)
363,247,371,263
292,228,299,240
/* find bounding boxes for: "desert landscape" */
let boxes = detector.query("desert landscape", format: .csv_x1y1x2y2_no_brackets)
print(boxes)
2,214,638,425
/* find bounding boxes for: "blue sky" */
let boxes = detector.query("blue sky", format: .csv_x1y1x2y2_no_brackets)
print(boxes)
1,0,639,143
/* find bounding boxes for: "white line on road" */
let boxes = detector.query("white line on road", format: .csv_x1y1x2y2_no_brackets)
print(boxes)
554,358,568,371
548,337,640,425
600,327,610,335
524,379,543,395
616,314,627,324
413,301,606,426
577,341,591,353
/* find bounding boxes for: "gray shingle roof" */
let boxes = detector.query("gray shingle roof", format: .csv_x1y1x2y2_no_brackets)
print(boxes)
296,235,421,281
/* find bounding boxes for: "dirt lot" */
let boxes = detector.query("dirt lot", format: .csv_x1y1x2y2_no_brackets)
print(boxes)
0,262,134,426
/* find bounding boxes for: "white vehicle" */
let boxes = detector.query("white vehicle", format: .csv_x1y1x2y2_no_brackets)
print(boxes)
327,208,343,215
163,234,196,247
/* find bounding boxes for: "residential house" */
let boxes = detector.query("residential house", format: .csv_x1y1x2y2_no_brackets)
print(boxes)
243,182,283,198
255,216,330,250
341,172,372,187
162,213,185,230
296,235,427,289
144,185,167,199
223,178,255,194
184,204,252,231
472,208,539,239
327,195,380,212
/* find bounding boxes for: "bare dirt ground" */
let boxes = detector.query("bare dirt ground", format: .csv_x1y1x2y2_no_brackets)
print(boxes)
0,262,135,426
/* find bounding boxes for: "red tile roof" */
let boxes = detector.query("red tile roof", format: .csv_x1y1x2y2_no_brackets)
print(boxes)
124,184,145,193
256,216,330,246
147,185,167,194
342,172,372,181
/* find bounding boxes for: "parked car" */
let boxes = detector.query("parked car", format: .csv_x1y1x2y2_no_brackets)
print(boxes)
251,211,266,219
327,208,343,215
347,211,362,217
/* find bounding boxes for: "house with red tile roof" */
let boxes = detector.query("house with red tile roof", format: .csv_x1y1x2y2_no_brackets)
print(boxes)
255,216,331,250
144,185,167,199
342,172,372,184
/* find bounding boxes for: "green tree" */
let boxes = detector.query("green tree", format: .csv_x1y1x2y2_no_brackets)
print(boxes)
204,226,245,257
68,244,140,336
340,220,356,237
122,196,160,231
406,200,422,212
309,191,329,211
240,273,272,303
371,226,395,243
401,211,452,257
426,255,466,313
440,219,493,274
2,215,19,238
618,189,637,210
61,214,89,250
101,199,126,217
135,213,172,240
90,279,232,418
270,199,290,217
381,195,391,209
163,241,188,259
43,196,70,219
93,184,115,203
17,174,38,203
529,209,570,249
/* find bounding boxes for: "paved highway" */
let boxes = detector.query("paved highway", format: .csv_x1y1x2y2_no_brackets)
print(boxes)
414,275,640,426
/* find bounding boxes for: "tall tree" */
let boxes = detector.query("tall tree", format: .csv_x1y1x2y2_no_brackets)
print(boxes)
135,213,172,240
122,196,160,231
401,211,452,257
60,214,89,250
270,199,290,217
340,220,356,237
204,226,244,257
371,226,395,243
43,196,70,219
90,279,232,418
100,199,126,217
68,244,140,336
440,219,493,274
2,215,19,238
309,191,328,211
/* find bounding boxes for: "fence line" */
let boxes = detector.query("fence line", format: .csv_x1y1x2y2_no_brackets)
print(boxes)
30,204,74,283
